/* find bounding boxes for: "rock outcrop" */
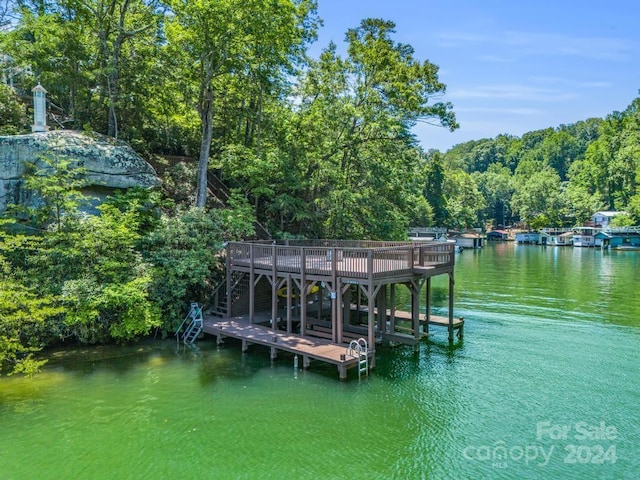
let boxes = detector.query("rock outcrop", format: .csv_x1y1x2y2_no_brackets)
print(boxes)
0,130,159,212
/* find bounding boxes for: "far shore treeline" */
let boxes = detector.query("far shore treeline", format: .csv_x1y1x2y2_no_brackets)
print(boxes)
1,1,639,376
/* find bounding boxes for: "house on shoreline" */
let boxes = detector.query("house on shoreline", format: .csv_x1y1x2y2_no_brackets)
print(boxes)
594,227,640,249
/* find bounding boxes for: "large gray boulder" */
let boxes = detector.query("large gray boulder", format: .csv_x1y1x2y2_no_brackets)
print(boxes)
0,130,159,212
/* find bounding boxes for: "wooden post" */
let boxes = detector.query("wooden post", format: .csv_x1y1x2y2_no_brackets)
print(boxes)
272,245,278,331
331,248,338,343
448,272,455,343
336,280,344,344
390,284,396,334
367,251,376,368
377,285,387,335
286,274,292,333
226,244,232,317
318,282,324,322
425,277,431,335
411,281,420,344
356,286,362,325
249,244,255,323
300,248,307,336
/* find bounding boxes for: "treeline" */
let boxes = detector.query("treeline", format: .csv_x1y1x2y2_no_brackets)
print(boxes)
3,2,639,236
437,98,640,229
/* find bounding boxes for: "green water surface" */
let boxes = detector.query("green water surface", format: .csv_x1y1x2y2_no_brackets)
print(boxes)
1,243,638,479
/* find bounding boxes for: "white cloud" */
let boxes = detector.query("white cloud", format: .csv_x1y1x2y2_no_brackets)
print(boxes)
454,106,545,116
436,30,634,62
503,31,633,61
449,84,579,102
477,54,517,63
528,76,613,89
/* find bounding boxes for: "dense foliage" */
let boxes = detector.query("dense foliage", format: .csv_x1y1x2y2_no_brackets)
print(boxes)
439,102,640,228
1,1,639,374
0,167,252,375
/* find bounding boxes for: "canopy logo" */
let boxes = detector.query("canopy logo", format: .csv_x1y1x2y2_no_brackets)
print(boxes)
463,420,618,469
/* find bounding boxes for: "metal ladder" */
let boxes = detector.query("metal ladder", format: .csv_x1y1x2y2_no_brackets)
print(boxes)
176,302,203,344
348,338,369,379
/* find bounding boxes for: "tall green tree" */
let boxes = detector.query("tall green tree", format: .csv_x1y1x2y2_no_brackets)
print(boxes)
79,0,164,138
474,163,514,228
0,83,28,134
22,152,88,229
289,18,457,238
165,0,318,208
423,151,448,226
2,0,165,139
511,161,564,227
0,275,62,376
442,169,485,229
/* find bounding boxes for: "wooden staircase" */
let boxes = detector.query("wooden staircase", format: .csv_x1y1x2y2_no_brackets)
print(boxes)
210,271,250,318
150,156,271,240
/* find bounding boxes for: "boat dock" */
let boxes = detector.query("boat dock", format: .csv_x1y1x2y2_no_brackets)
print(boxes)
191,240,461,379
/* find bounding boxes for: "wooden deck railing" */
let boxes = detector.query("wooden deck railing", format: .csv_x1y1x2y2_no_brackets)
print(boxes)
227,240,454,279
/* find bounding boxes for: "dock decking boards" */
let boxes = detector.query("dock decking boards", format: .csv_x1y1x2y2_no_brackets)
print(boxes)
203,317,368,379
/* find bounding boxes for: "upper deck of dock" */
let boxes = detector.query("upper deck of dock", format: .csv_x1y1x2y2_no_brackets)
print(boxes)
227,239,454,282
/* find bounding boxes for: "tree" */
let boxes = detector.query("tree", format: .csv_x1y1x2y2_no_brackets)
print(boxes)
165,0,318,208
2,1,165,139
22,152,89,230
442,169,485,229
475,163,514,228
0,276,62,376
288,18,457,238
79,0,164,138
538,130,580,181
0,83,28,134
423,151,448,226
511,162,564,227
143,202,253,327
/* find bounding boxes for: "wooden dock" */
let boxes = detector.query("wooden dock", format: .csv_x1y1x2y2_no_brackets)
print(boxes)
201,240,461,379
203,316,371,380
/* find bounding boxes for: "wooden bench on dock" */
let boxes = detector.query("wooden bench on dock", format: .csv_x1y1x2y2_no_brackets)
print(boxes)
351,304,464,342
307,324,365,343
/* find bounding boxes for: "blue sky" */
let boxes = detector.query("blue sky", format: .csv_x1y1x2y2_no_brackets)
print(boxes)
311,0,639,152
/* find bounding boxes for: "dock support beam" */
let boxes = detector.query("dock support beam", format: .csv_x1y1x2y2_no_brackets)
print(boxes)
448,272,455,343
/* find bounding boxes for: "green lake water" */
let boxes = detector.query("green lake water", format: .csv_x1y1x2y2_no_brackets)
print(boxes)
1,243,638,479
